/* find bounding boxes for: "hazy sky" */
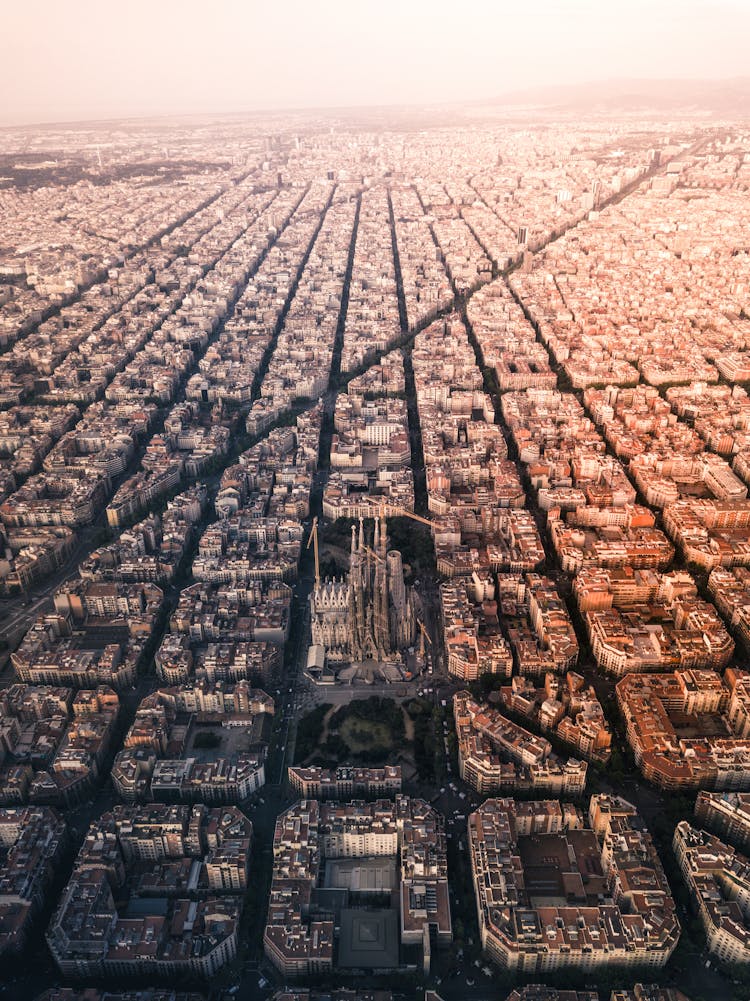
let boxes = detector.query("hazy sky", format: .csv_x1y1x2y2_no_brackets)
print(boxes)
2,0,748,125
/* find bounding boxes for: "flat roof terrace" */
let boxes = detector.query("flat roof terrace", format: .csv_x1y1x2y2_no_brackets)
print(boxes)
338,907,400,969
324,857,397,894
518,831,607,907
670,710,732,739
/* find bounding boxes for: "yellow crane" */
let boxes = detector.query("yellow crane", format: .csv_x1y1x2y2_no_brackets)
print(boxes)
306,516,320,587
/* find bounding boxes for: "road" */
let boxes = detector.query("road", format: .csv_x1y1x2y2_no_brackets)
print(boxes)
269,570,313,785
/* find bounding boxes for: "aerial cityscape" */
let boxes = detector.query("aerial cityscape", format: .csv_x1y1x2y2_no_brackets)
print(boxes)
2,4,750,1001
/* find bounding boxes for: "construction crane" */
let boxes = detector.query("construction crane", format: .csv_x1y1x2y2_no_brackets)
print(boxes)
361,544,384,563
417,619,432,659
306,517,320,587
392,505,433,529
307,504,432,588
364,498,434,529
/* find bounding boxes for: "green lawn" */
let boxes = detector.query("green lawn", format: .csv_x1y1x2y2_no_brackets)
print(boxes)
338,716,394,753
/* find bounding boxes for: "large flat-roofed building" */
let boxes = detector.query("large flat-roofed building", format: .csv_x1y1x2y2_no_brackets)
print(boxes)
0,806,67,956
674,820,750,964
695,791,750,850
617,668,750,791
111,681,273,803
469,795,679,973
505,988,691,1001
338,908,400,969
575,568,733,676
47,804,251,979
610,989,692,1001
272,992,392,1001
288,765,402,800
324,857,397,894
36,992,204,1001
264,796,450,978
454,691,587,797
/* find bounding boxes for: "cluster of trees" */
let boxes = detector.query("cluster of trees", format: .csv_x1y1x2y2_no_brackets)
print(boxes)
329,696,404,736
324,697,406,764
406,697,444,781
294,703,332,764
468,671,504,700
294,698,409,766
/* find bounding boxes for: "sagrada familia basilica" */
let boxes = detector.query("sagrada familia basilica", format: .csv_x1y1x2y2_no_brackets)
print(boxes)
309,515,417,664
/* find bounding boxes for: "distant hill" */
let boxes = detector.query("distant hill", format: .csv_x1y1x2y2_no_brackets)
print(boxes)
484,78,750,116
